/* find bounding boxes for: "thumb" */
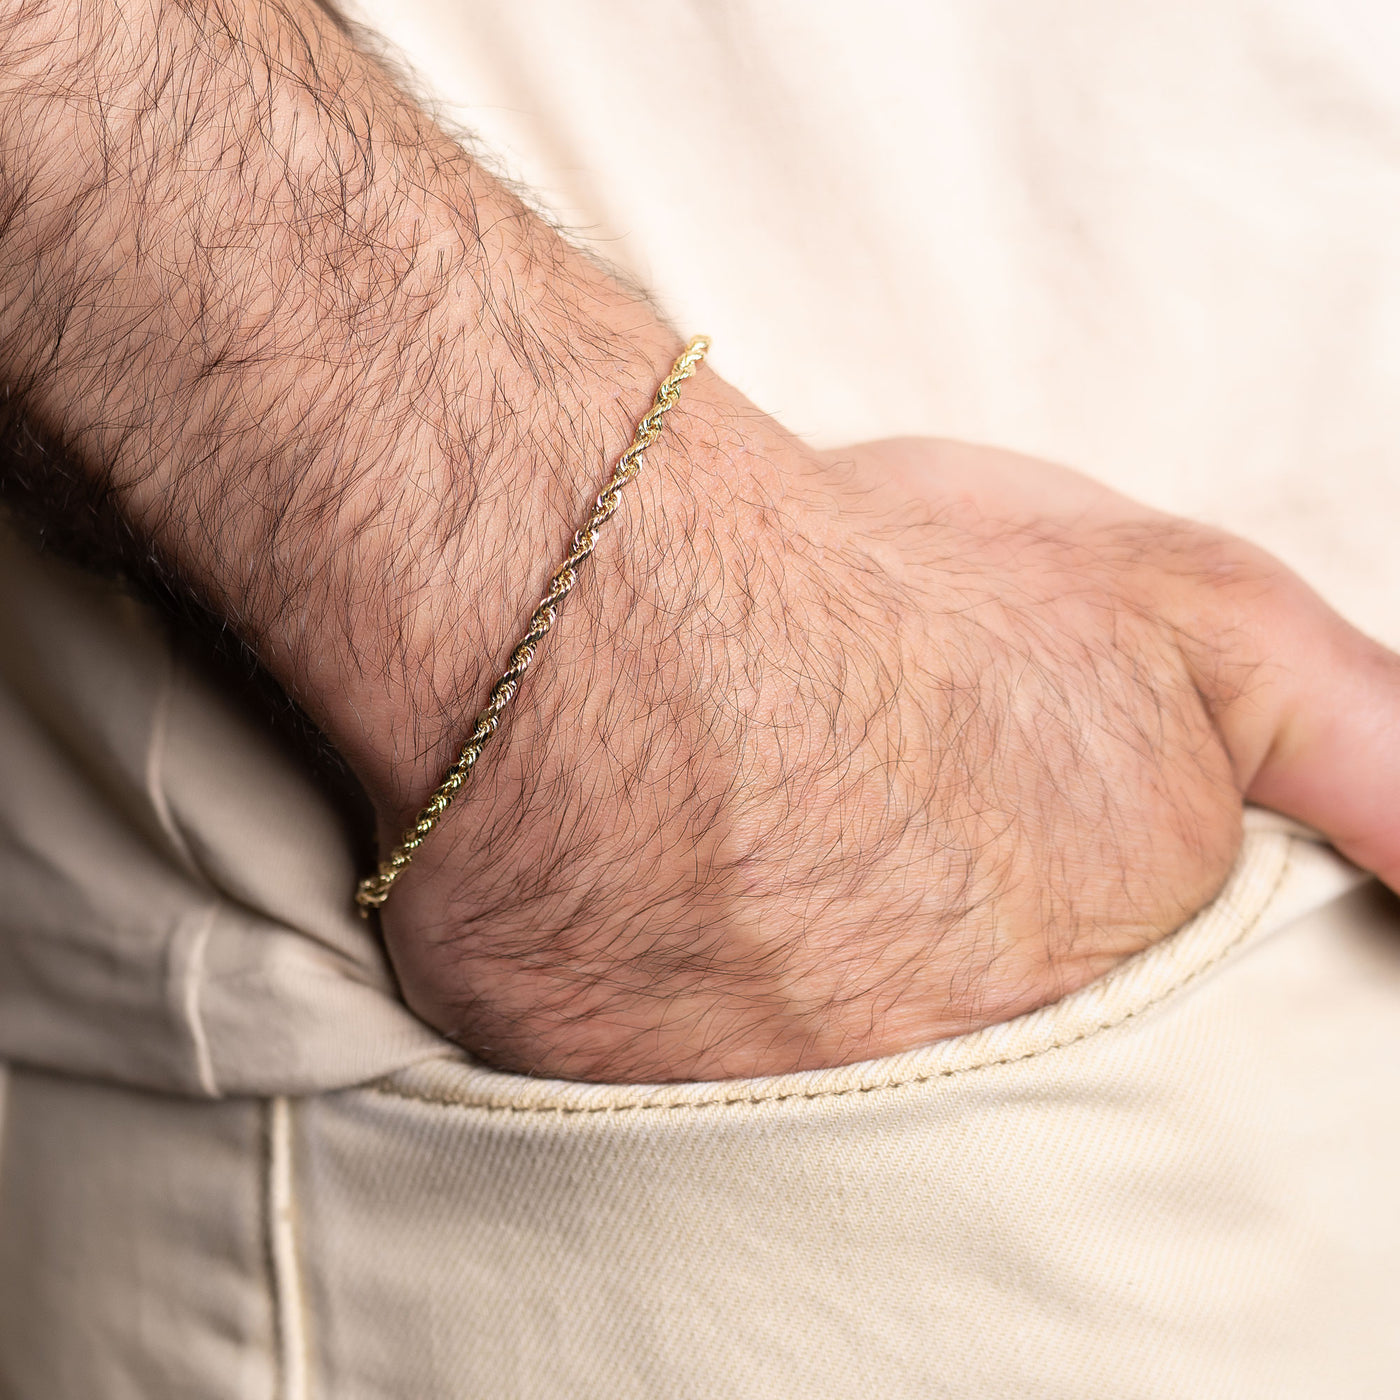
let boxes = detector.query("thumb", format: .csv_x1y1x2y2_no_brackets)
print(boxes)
1229,597,1400,891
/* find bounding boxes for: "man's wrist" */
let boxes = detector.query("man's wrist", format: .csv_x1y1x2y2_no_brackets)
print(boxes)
326,324,713,814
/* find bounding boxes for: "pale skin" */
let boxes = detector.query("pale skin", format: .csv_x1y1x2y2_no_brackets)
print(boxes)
1,0,1397,1082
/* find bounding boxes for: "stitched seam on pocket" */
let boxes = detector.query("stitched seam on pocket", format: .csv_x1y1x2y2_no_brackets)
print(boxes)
368,842,1294,1117
266,1096,311,1400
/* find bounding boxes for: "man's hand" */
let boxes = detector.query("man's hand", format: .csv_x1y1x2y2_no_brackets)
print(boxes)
382,421,1400,1080
2,0,1397,1083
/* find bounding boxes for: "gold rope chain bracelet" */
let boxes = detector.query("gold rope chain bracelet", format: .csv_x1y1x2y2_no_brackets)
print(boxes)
354,335,711,915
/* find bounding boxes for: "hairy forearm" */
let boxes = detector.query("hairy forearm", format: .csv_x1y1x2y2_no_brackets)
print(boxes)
0,0,870,1080
3,0,908,1083
0,0,724,809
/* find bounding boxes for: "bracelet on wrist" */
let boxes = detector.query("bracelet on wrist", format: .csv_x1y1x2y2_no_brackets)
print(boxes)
354,335,711,914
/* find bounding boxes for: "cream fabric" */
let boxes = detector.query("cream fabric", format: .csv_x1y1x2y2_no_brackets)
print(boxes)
2,2,1400,1396
0,533,445,1097
2,828,1395,1397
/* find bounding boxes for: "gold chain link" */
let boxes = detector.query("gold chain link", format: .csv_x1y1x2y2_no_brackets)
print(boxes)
355,335,711,914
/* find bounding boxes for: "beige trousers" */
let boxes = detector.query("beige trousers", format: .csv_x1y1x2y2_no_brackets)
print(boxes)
3,4,1399,1395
